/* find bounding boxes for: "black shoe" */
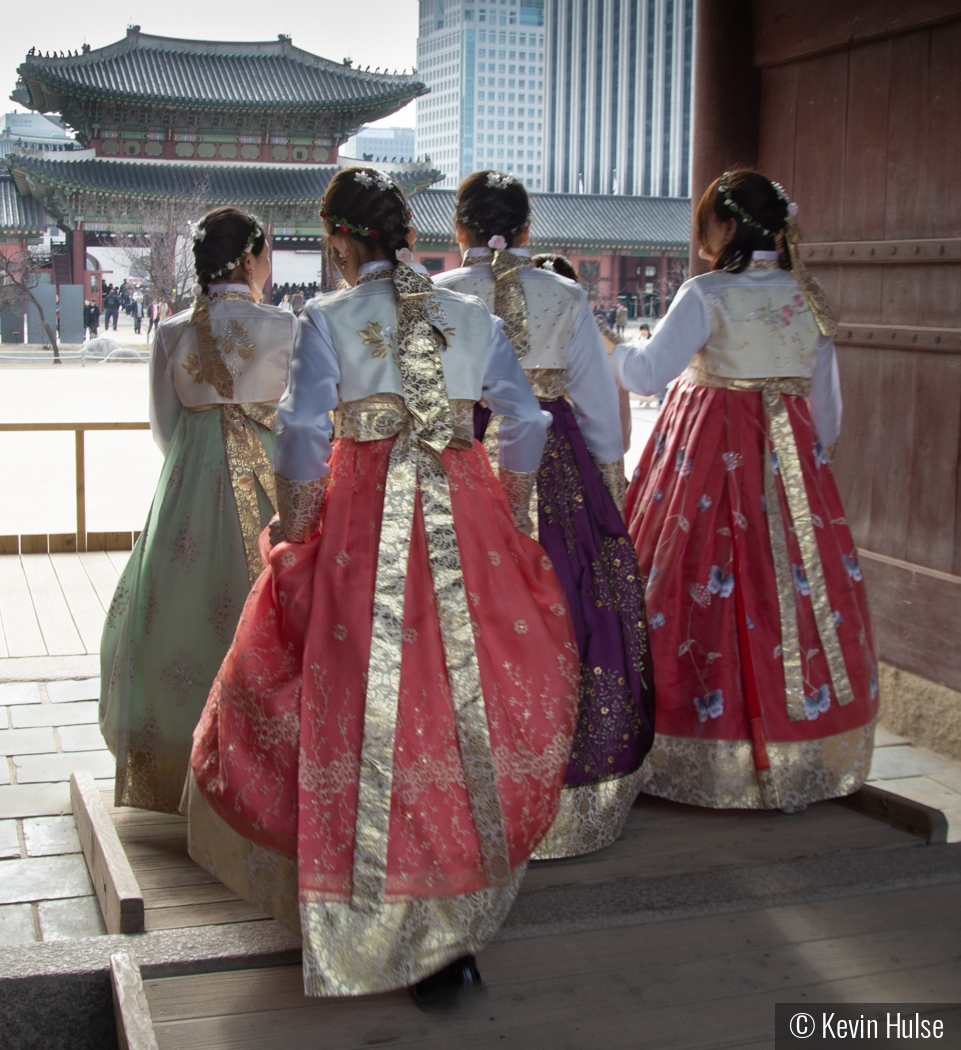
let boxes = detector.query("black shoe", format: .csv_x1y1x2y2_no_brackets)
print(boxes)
410,955,486,1012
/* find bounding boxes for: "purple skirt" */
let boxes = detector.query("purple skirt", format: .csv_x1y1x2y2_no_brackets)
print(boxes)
476,400,654,787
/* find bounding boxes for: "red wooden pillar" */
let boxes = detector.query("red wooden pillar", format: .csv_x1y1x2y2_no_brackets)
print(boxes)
689,0,760,275
70,222,85,286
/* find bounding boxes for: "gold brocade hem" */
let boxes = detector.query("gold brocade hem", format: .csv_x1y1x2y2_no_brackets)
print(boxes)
187,774,301,933
114,746,191,815
684,368,812,397
639,722,876,810
525,368,567,401
334,393,475,448
300,865,526,996
187,775,527,997
531,765,646,860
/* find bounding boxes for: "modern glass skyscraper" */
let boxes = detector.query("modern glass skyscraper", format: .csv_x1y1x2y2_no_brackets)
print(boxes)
415,0,547,190
545,0,694,197
414,0,691,196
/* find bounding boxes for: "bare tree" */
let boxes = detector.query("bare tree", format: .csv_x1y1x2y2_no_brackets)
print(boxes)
110,179,210,314
0,242,61,362
665,257,690,308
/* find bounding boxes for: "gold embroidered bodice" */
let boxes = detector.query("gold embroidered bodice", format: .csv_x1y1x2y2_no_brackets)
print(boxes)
163,293,294,407
689,268,822,382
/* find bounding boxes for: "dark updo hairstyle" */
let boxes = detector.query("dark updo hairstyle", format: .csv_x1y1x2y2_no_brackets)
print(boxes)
193,206,267,294
695,169,790,274
455,170,531,248
532,253,578,282
320,167,412,266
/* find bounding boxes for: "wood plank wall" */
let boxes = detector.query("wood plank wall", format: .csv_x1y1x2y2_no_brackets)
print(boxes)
752,1,961,690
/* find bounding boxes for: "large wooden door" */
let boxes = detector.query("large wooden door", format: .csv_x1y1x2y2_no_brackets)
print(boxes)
692,1,961,696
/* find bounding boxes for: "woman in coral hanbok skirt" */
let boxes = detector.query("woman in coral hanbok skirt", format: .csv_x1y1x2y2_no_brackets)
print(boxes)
187,169,578,1001
610,171,877,812
434,172,654,860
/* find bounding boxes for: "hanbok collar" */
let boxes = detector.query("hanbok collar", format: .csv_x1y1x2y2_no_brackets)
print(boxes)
206,282,257,302
357,259,430,284
748,250,782,271
463,246,532,263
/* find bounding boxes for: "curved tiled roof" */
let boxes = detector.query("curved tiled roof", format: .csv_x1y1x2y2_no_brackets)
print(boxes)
15,29,427,111
0,171,48,233
4,153,442,204
411,189,690,253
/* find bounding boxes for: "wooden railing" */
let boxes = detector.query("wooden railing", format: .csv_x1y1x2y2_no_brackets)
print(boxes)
0,422,150,554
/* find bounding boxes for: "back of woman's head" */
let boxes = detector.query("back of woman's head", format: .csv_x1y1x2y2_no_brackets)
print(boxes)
321,167,412,263
455,170,531,248
193,207,266,293
695,170,790,273
532,253,578,282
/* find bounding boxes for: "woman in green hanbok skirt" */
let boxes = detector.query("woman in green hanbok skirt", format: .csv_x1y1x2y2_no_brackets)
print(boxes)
99,207,297,812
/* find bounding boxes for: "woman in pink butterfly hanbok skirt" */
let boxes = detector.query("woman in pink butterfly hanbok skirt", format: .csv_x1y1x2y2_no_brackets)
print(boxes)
610,171,878,811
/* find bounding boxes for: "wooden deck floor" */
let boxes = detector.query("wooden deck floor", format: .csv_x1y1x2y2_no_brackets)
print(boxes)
145,882,961,1050
102,790,961,1050
0,552,127,659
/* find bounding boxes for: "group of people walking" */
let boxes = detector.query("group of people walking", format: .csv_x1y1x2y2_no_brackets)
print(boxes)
99,167,878,1007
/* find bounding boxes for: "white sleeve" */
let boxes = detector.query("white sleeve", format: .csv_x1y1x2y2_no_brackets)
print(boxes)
482,316,550,473
564,295,625,462
272,306,340,481
609,279,711,396
808,336,842,446
147,327,182,454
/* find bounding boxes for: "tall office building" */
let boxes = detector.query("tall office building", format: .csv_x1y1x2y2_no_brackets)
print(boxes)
545,0,694,197
415,0,547,190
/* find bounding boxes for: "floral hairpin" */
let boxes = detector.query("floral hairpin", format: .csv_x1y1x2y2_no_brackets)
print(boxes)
354,168,397,193
717,172,774,237
487,235,507,250
190,219,206,243
486,171,517,188
320,206,380,239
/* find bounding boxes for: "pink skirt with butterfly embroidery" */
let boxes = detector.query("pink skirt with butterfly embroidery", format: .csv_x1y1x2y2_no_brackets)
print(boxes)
624,377,878,810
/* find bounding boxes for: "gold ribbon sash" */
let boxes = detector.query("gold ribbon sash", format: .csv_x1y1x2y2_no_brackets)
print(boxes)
185,401,277,585
350,264,510,911
686,370,853,720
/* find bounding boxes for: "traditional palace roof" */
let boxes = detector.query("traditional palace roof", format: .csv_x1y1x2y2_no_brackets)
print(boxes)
411,189,690,254
13,28,427,115
0,171,48,236
3,152,442,234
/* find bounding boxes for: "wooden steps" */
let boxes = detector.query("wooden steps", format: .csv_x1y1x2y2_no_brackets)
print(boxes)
64,783,961,1049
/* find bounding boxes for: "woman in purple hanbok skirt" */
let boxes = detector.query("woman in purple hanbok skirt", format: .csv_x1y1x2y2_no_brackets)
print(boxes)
435,171,654,858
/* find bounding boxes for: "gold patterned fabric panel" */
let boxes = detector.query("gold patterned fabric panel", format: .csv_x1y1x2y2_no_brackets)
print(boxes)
532,766,646,860
491,250,532,360
185,401,277,584
641,722,875,810
525,367,567,401
684,369,811,397
275,474,328,545
334,393,475,449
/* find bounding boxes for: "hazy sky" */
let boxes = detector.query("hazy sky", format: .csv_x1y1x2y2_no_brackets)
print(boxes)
3,1,420,127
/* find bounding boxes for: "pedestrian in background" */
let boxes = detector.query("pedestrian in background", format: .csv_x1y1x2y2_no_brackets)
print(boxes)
103,285,120,331
83,298,100,339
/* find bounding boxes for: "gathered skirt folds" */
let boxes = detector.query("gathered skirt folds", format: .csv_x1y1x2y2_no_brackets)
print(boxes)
188,435,579,996
521,399,654,859
624,377,878,810
99,406,274,813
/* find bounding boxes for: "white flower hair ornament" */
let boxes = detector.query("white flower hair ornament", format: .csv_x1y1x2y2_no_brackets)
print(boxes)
788,202,799,217
486,171,517,188
205,217,265,281
190,220,207,243
488,234,508,250
395,247,414,264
